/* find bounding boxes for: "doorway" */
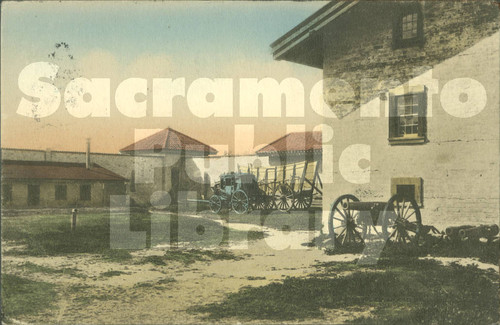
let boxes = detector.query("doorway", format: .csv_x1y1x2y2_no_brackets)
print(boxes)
27,184,40,206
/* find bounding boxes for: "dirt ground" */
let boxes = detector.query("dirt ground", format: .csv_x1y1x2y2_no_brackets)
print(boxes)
2,212,498,324
3,238,367,324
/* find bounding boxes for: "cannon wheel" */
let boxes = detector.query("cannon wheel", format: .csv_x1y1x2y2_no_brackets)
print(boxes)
382,194,422,245
293,190,313,210
273,183,294,212
328,194,364,245
209,195,222,214
231,190,249,214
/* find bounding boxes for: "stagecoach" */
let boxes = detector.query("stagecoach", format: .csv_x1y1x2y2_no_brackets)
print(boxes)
208,172,265,214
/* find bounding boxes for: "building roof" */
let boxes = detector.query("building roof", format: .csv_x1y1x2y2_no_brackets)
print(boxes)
270,1,359,68
120,128,217,155
256,131,322,155
1,160,126,181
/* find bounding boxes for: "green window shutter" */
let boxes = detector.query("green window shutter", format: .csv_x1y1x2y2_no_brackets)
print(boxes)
388,95,399,138
417,90,427,138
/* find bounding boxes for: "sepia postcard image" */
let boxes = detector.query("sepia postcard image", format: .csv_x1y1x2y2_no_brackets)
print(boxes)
1,0,499,323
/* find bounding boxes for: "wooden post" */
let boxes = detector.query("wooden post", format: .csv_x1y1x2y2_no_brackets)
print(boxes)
71,208,78,231
300,161,308,192
291,163,296,191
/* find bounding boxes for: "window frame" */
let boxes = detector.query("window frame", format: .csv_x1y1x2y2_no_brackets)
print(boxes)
79,184,92,201
55,184,67,201
391,177,424,207
388,87,427,145
392,4,424,50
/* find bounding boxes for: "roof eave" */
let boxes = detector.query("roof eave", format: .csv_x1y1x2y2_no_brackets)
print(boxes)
257,148,322,156
270,1,359,66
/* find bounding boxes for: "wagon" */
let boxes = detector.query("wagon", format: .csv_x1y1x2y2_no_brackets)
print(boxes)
242,160,322,212
208,172,264,214
328,193,423,246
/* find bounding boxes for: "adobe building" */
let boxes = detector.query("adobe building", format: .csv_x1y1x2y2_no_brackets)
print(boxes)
1,160,126,208
1,128,220,209
119,127,218,203
271,1,499,229
256,131,322,167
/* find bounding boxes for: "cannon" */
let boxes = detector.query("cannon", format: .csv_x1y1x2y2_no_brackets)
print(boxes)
328,194,423,246
445,224,499,242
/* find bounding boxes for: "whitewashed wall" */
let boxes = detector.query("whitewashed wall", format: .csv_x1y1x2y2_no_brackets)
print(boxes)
322,32,500,232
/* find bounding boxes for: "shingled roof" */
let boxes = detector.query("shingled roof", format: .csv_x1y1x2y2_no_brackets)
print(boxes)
120,128,217,155
2,160,126,181
256,131,322,155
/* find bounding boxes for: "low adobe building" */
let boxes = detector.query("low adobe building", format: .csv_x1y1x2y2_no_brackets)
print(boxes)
119,127,218,204
1,128,219,209
1,160,126,208
256,131,322,167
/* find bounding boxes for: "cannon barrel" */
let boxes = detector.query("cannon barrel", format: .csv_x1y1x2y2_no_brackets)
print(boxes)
459,224,499,240
344,201,386,211
445,225,474,238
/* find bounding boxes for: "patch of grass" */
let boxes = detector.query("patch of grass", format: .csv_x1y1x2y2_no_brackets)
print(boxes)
157,277,176,285
73,293,117,304
190,259,499,323
163,249,242,265
247,230,266,241
18,262,86,278
138,255,167,266
1,274,58,319
2,213,258,258
1,214,149,257
325,239,499,265
313,260,362,273
68,284,93,293
246,276,266,280
425,239,499,265
136,249,242,266
134,282,155,288
100,270,127,277
101,249,133,262
134,277,176,289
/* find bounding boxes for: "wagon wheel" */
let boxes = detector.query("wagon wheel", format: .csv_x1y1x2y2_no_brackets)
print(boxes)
328,194,364,246
209,195,222,214
382,194,422,245
253,190,272,210
231,190,249,214
293,190,313,210
273,184,294,212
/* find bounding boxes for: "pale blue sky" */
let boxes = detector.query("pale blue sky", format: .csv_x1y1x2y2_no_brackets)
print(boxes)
2,1,325,68
1,1,327,154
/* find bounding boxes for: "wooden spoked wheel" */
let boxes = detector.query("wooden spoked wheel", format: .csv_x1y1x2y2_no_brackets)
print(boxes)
328,194,364,245
382,194,422,245
231,190,249,214
293,190,313,210
209,195,222,214
273,184,295,212
253,189,272,210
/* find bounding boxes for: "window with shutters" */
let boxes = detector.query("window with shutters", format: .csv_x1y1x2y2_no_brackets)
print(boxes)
392,4,424,49
388,89,427,145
